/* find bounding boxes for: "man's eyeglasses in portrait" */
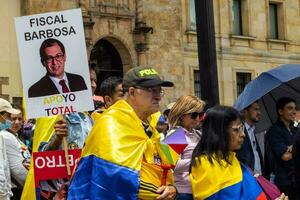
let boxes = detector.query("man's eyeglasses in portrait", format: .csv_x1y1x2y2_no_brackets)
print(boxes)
45,53,64,64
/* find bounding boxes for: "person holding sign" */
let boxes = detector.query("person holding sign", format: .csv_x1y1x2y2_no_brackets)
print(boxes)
37,66,97,199
28,38,87,98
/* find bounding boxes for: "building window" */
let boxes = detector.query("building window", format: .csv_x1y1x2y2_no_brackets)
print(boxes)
269,3,279,39
189,0,196,31
194,70,201,98
232,0,243,35
236,72,251,97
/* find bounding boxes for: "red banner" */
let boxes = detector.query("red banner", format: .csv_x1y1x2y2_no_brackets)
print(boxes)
33,149,81,187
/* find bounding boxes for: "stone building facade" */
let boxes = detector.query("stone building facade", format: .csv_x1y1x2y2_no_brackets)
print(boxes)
1,0,300,107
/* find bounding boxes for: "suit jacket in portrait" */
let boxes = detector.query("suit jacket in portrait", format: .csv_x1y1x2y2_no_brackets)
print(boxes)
28,72,88,98
236,126,264,172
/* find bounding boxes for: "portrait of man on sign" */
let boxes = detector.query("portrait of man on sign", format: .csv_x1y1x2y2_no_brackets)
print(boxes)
28,38,87,98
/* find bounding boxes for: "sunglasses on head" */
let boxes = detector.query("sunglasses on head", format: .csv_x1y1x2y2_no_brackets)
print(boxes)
190,111,205,120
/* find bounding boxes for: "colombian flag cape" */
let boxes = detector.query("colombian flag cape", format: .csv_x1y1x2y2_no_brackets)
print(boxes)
68,100,176,199
190,153,267,200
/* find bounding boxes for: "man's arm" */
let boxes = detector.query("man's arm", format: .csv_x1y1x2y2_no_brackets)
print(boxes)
268,128,291,161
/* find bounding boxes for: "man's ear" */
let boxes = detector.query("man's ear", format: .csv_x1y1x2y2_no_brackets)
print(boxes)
278,109,283,116
104,96,113,106
128,87,135,97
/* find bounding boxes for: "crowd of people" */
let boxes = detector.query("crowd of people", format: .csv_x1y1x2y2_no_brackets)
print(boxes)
1,65,299,200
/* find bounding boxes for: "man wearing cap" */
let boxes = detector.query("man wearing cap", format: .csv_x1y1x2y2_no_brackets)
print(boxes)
69,67,177,200
0,98,28,198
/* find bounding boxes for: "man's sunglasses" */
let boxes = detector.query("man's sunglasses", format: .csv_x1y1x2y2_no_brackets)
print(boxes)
190,111,205,120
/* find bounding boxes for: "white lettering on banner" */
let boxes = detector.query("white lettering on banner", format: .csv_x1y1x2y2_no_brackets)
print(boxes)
35,155,78,169
35,157,46,168
46,156,55,168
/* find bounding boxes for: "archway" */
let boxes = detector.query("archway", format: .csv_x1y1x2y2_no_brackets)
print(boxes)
90,37,132,95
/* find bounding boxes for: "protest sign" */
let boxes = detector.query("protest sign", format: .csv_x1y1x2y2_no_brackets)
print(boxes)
33,149,81,199
15,9,94,118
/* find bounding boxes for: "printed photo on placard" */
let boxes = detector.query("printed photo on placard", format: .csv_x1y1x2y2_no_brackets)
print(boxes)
15,9,94,118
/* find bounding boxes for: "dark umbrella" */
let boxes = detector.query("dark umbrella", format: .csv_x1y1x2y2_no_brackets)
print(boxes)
234,64,300,132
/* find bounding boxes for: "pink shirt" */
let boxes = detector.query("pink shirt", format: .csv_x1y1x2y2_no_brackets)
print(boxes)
172,127,201,194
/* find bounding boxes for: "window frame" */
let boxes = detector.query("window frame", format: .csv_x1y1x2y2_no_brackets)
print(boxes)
232,69,255,99
269,3,279,39
266,0,287,40
236,72,252,97
229,0,252,37
232,0,243,35
188,0,196,31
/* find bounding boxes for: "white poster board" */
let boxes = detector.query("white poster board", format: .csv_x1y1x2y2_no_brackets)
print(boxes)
15,9,94,119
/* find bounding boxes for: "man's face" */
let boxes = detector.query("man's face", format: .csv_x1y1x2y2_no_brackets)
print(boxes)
112,84,124,103
90,69,97,95
279,101,296,123
244,102,261,123
10,112,23,134
43,43,66,79
133,86,162,116
105,83,124,107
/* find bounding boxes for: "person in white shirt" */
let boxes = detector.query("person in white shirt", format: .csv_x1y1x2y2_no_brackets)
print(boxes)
0,98,28,199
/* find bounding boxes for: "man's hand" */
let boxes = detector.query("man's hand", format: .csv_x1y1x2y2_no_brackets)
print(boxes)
275,193,288,200
53,183,69,200
281,145,293,161
287,145,293,153
45,118,69,151
156,185,177,200
54,119,68,138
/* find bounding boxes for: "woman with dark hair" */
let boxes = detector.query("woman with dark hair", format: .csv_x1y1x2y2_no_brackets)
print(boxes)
190,106,287,200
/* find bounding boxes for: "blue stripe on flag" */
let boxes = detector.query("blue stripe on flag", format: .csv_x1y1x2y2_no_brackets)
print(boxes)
68,155,139,200
35,188,41,200
207,164,264,200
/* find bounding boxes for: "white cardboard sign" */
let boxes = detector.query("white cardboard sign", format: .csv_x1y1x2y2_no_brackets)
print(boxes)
15,9,94,119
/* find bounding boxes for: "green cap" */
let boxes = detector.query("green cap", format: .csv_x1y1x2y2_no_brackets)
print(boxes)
123,66,174,90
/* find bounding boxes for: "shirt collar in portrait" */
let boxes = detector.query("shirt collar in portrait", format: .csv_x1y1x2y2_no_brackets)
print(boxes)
49,73,70,94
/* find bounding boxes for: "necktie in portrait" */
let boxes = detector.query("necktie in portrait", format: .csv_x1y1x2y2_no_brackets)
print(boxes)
59,79,70,93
